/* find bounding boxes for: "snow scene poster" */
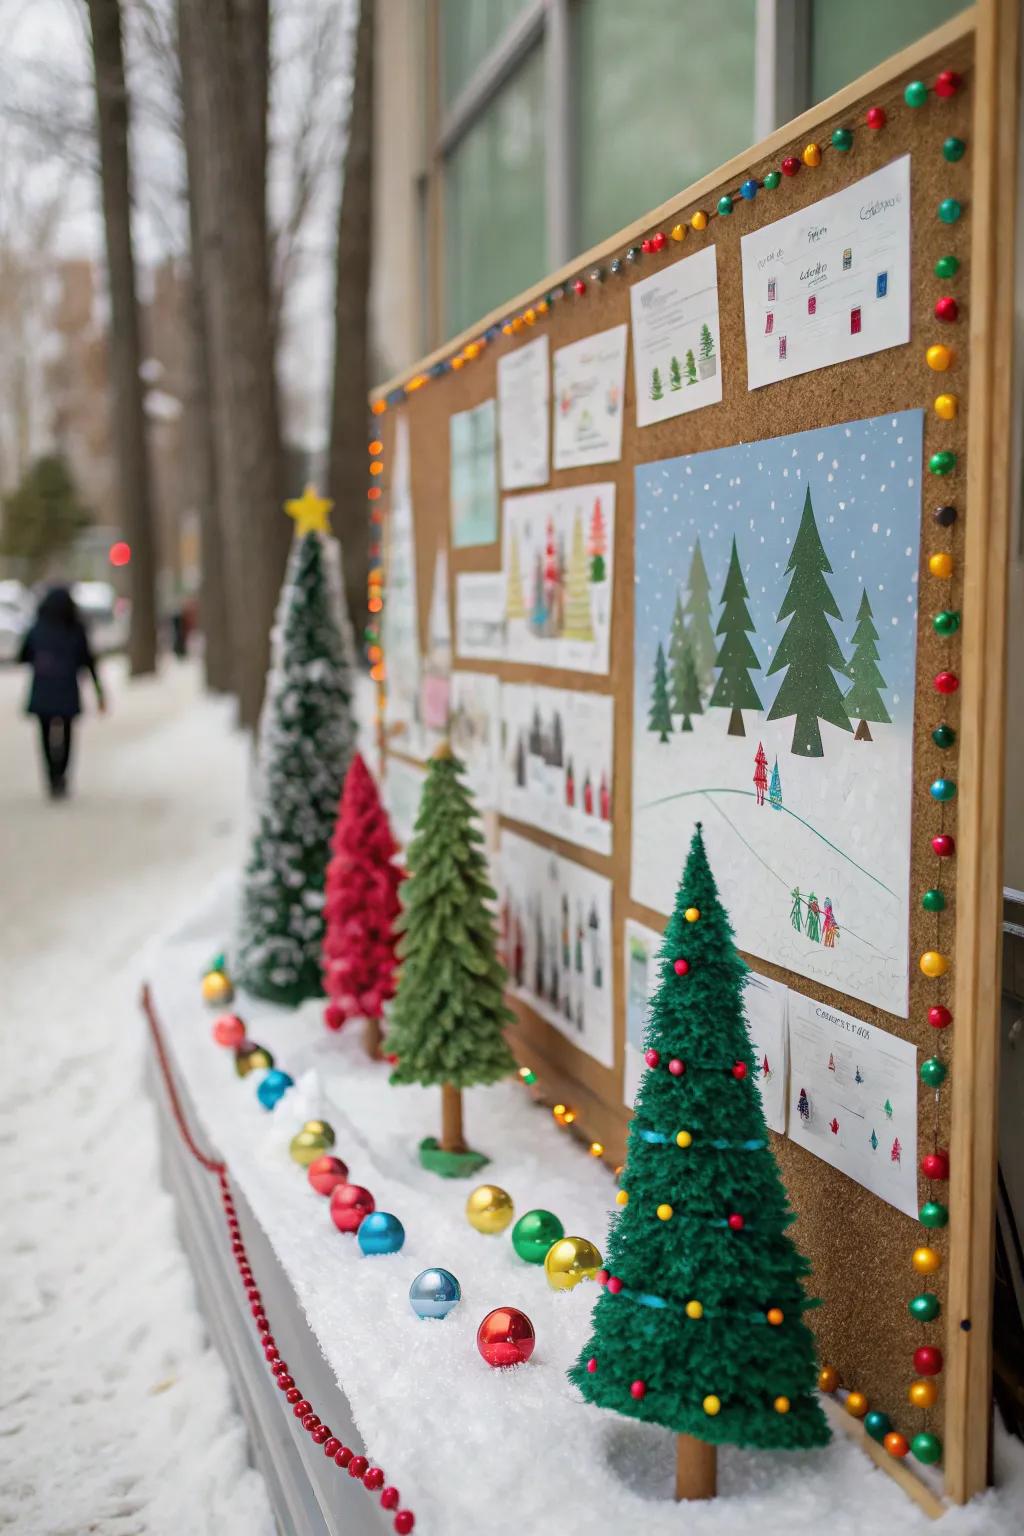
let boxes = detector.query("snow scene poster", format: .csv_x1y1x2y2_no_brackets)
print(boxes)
631,411,924,1016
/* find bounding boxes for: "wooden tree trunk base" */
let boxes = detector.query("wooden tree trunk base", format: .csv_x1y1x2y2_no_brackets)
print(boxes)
854,719,872,741
363,1016,383,1060
440,1083,466,1153
676,1435,717,1501
728,708,746,736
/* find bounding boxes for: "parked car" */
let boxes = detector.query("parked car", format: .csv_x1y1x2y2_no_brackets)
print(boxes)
0,580,32,662
72,580,130,655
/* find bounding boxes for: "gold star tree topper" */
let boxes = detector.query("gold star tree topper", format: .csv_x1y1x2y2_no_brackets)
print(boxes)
285,484,333,536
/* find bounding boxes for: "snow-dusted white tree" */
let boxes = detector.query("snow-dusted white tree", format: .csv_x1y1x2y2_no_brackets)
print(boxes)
235,525,356,1005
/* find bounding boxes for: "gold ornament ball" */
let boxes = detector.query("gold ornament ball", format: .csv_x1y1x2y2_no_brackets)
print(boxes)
818,1365,839,1393
767,1307,785,1326
615,1189,629,1207
913,1246,942,1275
909,1379,939,1409
774,1396,791,1414
685,1300,704,1320
201,970,234,1005
656,1203,674,1221
289,1121,336,1167
702,1395,721,1417
684,907,700,923
236,1045,274,1078
675,1130,693,1149
544,1235,603,1290
465,1184,515,1235
845,1391,869,1419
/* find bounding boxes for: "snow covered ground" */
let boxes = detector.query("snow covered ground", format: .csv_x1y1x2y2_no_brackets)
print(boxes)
0,659,274,1536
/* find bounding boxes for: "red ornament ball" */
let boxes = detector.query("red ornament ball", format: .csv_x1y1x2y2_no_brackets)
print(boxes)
673,958,690,976
348,1455,369,1479
884,1431,910,1459
364,1467,384,1491
308,1155,350,1196
324,1437,341,1458
914,1345,944,1376
212,1014,246,1048
932,833,956,858
312,1425,331,1445
335,1446,353,1468
928,1005,953,1029
285,1387,301,1404
668,1058,685,1077
935,296,958,323
644,1048,661,1068
731,1061,748,1080
587,1357,598,1374
781,156,800,177
727,1213,745,1231
630,1380,647,1400
922,1150,950,1181
324,1002,346,1031
476,1306,536,1368
866,105,887,129
329,1183,376,1234
606,1276,623,1295
394,1513,415,1535
595,1269,609,1287
934,69,961,98
934,671,960,695
573,278,587,296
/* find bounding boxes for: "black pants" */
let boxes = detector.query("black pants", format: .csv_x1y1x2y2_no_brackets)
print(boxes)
37,714,74,789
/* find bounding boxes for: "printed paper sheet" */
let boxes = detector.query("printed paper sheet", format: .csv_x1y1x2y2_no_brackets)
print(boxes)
455,571,507,661
500,683,613,855
502,484,614,674
553,324,628,469
741,156,911,390
630,245,723,427
383,756,426,851
497,336,550,490
450,399,498,547
450,671,501,811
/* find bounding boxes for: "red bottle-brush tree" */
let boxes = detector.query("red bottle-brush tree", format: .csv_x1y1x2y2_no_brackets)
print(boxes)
322,753,404,1058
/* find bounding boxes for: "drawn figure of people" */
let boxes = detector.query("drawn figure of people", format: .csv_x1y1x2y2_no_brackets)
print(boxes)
599,773,611,820
790,888,803,930
561,895,570,968
565,760,575,807
822,897,839,948
797,1087,810,1121
583,773,594,815
753,741,768,805
891,1137,902,1165
575,905,584,974
805,893,822,943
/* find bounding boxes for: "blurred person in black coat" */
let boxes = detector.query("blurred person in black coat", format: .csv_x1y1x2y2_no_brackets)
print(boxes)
18,586,105,798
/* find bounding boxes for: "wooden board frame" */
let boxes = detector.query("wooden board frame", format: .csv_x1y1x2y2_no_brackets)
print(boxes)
368,4,1018,1507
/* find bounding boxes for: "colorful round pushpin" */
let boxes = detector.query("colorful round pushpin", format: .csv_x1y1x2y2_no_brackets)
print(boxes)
831,127,853,151
922,888,946,912
740,179,758,200
933,609,960,636
802,143,821,167
934,671,959,694
934,69,961,98
919,950,949,978
781,156,800,177
929,1004,953,1029
690,211,708,231
717,195,734,216
763,169,781,190
934,393,958,420
935,254,960,279
943,136,966,163
939,198,962,224
927,344,953,371
930,778,957,802
909,1291,942,1322
920,1058,947,1088
932,723,956,749
865,105,886,130
912,1432,943,1466
929,450,957,476
933,504,957,527
670,224,686,242
904,80,929,107
934,296,958,323
920,1201,949,1229
929,552,954,578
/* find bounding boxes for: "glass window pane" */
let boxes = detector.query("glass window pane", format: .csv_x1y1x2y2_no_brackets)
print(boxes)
811,0,969,103
442,0,533,105
444,47,547,335
575,0,756,252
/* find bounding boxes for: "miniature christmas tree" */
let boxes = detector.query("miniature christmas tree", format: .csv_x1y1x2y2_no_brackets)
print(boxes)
685,348,698,385
570,826,829,1498
588,496,607,582
844,587,890,741
670,355,683,391
768,757,782,810
699,322,716,361
563,510,595,641
684,538,717,691
648,643,674,742
506,532,527,620
709,537,763,736
236,511,355,1005
322,754,404,1057
766,487,852,757
387,744,517,1176
651,366,664,401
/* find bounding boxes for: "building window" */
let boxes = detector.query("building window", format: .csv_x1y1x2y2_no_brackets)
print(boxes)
442,0,534,104
810,0,969,103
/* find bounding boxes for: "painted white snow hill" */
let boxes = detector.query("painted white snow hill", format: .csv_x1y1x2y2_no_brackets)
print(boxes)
146,871,1023,1536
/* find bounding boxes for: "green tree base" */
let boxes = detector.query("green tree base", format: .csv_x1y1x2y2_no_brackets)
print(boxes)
418,1137,490,1178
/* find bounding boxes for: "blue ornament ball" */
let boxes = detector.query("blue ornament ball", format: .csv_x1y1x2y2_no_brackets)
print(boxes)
357,1211,405,1256
256,1069,294,1111
409,1267,461,1319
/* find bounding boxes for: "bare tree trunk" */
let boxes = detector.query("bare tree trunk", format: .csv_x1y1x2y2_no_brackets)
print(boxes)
676,1436,717,1501
86,0,158,676
327,0,374,654
178,0,284,729
440,1084,465,1154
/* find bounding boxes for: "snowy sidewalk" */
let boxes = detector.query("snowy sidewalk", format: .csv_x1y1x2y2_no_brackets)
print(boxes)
0,659,274,1536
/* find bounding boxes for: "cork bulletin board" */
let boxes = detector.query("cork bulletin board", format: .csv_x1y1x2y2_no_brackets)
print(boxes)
369,5,1017,1508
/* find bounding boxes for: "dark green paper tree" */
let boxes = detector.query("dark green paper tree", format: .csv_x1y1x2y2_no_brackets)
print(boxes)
766,488,852,757
570,826,829,1497
235,529,355,1004
844,588,890,742
684,538,717,691
709,537,763,737
387,744,517,1176
648,643,674,742
676,638,702,732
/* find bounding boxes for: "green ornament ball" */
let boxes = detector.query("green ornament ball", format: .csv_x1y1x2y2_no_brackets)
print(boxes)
932,723,956,749
763,170,781,190
511,1208,565,1264
935,254,960,279
922,888,946,913
921,1056,947,1088
864,1410,892,1442
939,197,962,225
904,80,929,108
933,609,961,636
943,137,966,163
911,1431,943,1466
929,450,957,476
909,1291,942,1323
920,1200,949,1229
831,127,853,152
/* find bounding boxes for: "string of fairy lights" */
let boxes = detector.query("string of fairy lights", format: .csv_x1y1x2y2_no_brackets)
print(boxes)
364,62,968,1473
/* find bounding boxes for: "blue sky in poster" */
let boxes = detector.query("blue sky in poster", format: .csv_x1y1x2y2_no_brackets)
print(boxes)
634,410,924,725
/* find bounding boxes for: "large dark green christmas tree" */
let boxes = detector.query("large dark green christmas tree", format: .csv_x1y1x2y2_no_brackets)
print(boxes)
387,744,517,1175
235,525,355,1004
766,487,851,757
571,826,828,1490
844,588,890,742
709,537,763,736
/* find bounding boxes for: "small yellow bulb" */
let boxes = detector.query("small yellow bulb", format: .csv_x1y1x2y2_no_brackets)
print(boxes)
511,316,524,334
802,142,822,167
676,1130,693,1149
702,1394,721,1416
553,1104,566,1119
452,354,465,369
563,1110,576,1125
774,1395,791,1414
616,1189,629,1207
691,210,708,231
927,343,953,372
684,907,700,923
670,223,686,242
909,1379,938,1409
523,308,536,325
589,1141,604,1158
934,392,958,420
537,299,549,315
919,950,949,978
656,1203,674,1221
685,1300,704,1319
928,552,954,579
